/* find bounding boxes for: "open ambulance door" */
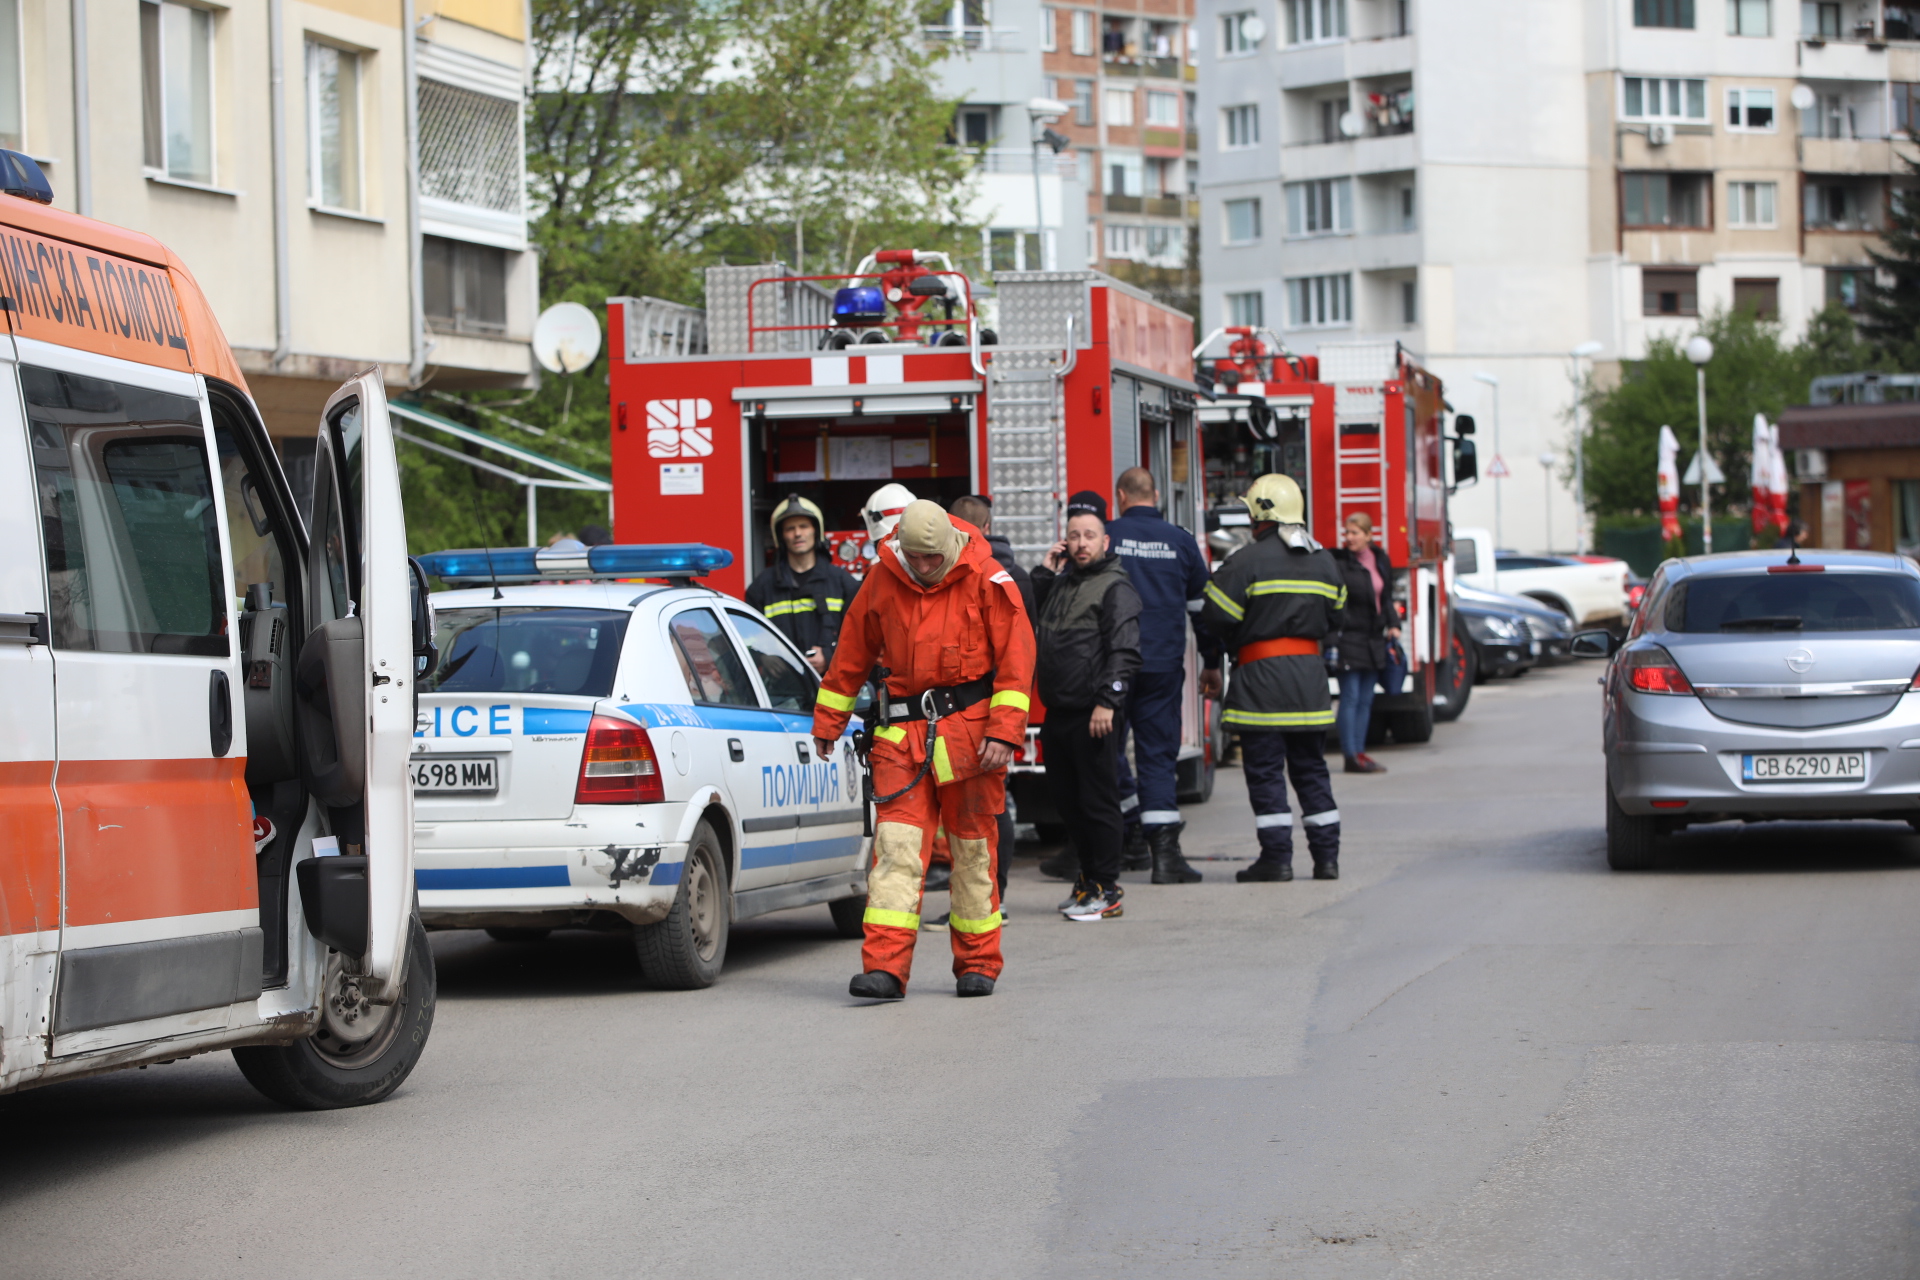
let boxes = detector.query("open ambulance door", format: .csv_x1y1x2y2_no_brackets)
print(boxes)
299,371,416,1002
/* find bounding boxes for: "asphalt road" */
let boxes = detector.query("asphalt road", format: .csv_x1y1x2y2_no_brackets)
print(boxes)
5,662,1919,1278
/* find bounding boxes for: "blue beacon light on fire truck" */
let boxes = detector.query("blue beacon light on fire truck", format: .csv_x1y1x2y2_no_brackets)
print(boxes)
416,543,734,583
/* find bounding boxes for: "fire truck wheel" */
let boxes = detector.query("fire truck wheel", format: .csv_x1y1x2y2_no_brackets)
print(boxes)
634,821,729,989
233,915,437,1110
828,894,868,939
1387,698,1435,745
1432,620,1474,723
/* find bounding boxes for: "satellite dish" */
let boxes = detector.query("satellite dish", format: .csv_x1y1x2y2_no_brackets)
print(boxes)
1240,15,1266,42
1339,110,1363,138
1790,84,1817,111
532,302,602,375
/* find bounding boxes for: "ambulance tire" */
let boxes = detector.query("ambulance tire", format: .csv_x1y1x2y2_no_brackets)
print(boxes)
634,822,729,989
233,915,437,1110
828,894,868,939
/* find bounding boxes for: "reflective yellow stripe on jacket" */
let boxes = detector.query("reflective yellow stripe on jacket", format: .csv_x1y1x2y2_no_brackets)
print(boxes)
1204,579,1244,621
1221,707,1338,728
1246,579,1346,604
817,687,858,712
989,689,1030,712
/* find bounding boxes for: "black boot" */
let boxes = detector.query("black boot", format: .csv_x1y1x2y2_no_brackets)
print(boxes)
956,973,996,997
849,971,904,1000
1120,822,1151,872
1148,823,1202,884
922,863,951,893
1313,859,1339,880
1236,859,1293,882
1038,836,1078,881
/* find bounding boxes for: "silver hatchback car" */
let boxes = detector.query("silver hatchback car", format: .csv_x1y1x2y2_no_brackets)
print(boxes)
1576,550,1920,870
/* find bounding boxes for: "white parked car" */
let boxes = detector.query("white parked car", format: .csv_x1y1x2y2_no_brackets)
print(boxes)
1452,527,1629,629
410,545,870,988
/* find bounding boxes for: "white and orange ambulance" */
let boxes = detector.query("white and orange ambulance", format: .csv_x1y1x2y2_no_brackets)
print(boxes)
0,154,434,1107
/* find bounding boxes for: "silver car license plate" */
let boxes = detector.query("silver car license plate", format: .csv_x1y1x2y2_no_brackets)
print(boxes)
1741,751,1866,783
411,757,499,794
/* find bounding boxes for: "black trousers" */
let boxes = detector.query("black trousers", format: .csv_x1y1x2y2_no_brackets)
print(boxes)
995,808,1013,897
1040,710,1123,889
1240,730,1340,867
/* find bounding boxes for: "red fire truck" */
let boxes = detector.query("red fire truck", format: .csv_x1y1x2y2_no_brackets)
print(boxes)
1193,330,1479,738
607,258,1226,828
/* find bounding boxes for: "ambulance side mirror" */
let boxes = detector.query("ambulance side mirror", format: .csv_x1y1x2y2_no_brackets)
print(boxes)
1452,437,1478,489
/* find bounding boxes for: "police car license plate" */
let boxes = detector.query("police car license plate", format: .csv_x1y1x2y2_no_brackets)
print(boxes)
1741,751,1865,783
411,757,498,794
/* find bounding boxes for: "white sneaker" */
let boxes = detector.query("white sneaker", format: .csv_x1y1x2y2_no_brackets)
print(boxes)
1063,886,1123,921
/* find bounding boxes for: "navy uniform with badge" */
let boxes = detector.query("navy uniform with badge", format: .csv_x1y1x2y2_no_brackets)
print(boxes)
1197,474,1347,881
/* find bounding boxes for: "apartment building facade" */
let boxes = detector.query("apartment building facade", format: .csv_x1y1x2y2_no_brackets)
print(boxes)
11,0,534,452
1196,0,1920,554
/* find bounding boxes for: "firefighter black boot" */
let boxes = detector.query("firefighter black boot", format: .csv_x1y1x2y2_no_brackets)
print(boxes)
1038,834,1078,881
1121,821,1151,872
849,971,904,1001
1148,823,1203,884
1237,825,1294,882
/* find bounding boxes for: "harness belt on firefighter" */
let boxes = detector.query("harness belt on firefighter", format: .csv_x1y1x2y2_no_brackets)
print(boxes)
1237,636,1321,665
881,672,996,723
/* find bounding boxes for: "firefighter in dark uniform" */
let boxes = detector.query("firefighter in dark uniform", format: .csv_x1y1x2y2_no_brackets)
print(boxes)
1198,474,1347,881
746,494,860,673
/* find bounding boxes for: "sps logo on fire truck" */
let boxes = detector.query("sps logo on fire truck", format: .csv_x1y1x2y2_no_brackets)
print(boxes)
648,397,713,457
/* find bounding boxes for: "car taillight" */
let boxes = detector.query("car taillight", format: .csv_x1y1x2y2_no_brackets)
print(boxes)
1910,664,1920,692
575,714,664,804
1624,645,1693,695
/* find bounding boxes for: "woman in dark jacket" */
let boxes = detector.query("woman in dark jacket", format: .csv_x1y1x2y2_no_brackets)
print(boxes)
1330,513,1402,774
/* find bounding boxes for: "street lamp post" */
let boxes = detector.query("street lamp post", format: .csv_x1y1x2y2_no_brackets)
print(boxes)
1026,98,1069,271
1570,340,1604,555
1539,451,1559,552
1686,334,1715,553
1474,370,1502,565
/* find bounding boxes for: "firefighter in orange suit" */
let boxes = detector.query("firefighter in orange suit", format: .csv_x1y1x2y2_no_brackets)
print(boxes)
812,500,1036,1000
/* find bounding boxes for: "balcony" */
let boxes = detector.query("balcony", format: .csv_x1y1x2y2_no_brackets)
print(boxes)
1802,136,1897,173
1105,193,1143,213
1143,195,1185,217
924,23,1021,51
971,147,1075,176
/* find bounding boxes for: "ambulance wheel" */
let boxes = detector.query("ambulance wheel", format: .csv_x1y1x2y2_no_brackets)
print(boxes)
634,821,729,989
485,927,551,943
828,894,868,939
233,915,437,1110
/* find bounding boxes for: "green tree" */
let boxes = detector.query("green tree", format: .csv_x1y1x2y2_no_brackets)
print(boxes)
1579,307,1872,519
1860,151,1920,368
403,0,980,555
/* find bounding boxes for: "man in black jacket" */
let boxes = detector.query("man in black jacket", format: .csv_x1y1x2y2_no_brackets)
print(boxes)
745,494,860,672
1031,491,1142,921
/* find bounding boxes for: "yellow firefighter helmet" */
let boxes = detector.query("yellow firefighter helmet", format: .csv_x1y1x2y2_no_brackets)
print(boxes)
1243,473,1305,525
769,493,826,542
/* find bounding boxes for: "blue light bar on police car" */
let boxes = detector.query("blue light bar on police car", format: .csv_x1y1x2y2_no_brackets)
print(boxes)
417,543,734,583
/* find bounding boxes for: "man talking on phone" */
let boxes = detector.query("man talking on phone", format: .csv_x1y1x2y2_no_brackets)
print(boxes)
746,493,859,673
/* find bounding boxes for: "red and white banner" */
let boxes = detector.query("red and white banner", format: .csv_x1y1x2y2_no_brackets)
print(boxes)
1751,413,1773,538
1657,424,1682,543
1767,420,1790,534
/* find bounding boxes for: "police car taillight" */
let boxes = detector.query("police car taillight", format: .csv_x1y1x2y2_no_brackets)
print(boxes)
575,715,664,804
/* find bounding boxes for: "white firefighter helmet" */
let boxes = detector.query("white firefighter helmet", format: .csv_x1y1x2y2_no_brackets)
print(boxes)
769,493,826,542
862,483,917,541
1243,473,1305,525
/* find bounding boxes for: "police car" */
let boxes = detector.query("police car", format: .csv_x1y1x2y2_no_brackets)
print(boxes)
411,543,869,988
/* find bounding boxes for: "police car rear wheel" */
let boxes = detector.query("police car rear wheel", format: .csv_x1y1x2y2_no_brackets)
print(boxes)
634,821,729,989
233,915,437,1110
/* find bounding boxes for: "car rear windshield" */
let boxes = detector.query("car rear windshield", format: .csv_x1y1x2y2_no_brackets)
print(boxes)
427,607,629,696
1666,573,1920,633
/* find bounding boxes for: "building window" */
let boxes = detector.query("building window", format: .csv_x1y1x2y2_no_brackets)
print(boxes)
1317,96,1351,143
423,236,508,335
1401,279,1418,325
1635,0,1695,24
1040,6,1056,51
1805,90,1864,139
1285,0,1348,43
1727,180,1776,227
1890,5,1920,38
1104,88,1135,127
1071,9,1094,54
1145,225,1184,264
1285,177,1352,235
1399,183,1416,230
140,0,215,184
1076,148,1095,185
418,79,523,214
1726,87,1776,131
1227,291,1264,327
1623,172,1710,226
1108,153,1143,196
1224,198,1262,244
0,0,19,151
305,41,361,211
1642,267,1698,316
957,107,994,146
989,228,1042,272
1805,180,1879,230
1732,277,1779,318
1621,76,1707,121
1287,274,1352,327
1803,1,1842,36
1727,0,1770,34
1105,223,1144,260
1221,10,1261,54
1893,82,1920,137
1826,266,1871,310
1146,91,1180,127
1072,79,1094,125
1222,104,1259,149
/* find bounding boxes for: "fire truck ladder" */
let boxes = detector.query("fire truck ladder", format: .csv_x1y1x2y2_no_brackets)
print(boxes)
985,316,1078,566
1332,411,1388,532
